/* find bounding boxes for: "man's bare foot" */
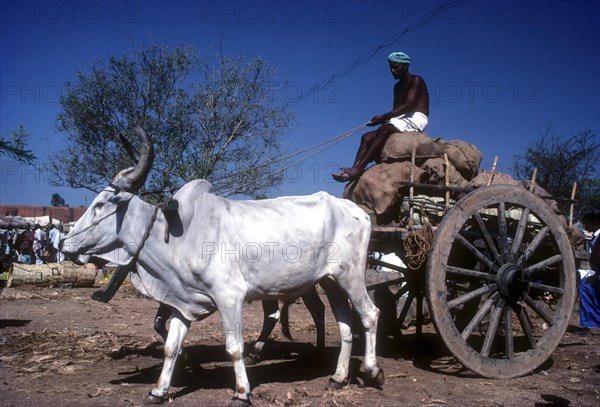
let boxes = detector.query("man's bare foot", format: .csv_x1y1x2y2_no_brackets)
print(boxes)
332,167,362,182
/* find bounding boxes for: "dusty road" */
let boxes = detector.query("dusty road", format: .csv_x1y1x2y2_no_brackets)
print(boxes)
1,285,599,406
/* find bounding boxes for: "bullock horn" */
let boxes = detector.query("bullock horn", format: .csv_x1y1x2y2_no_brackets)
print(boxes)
119,133,141,163
117,126,154,192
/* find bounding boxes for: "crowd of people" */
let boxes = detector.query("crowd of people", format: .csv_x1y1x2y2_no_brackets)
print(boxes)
1,223,65,270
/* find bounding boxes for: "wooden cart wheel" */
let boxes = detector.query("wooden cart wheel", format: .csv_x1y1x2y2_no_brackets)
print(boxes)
426,184,576,378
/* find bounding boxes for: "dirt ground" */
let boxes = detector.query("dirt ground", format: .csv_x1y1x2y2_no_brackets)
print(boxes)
1,281,599,407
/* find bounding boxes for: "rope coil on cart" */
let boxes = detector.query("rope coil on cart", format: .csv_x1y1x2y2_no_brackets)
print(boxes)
403,222,434,270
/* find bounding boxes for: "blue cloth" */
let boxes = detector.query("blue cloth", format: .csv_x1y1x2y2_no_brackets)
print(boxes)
388,51,410,64
579,273,600,328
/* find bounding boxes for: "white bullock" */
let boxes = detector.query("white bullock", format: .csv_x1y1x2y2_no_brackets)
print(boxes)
60,127,383,406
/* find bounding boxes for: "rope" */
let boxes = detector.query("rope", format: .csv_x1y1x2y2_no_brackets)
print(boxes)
403,223,434,270
129,205,160,265
214,123,367,195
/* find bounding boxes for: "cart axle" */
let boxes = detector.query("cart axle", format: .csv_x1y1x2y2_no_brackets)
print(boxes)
496,263,530,302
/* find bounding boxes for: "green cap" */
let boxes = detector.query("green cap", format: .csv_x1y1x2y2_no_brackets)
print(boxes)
388,52,410,64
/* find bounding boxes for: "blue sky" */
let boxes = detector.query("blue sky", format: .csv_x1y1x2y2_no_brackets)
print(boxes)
1,0,599,207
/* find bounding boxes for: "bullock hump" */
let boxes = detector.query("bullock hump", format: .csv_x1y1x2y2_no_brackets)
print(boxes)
174,179,214,198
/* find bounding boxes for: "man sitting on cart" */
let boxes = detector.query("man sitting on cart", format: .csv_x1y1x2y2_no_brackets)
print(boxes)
332,51,430,182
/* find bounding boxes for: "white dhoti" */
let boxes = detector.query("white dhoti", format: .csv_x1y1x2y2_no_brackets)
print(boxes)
388,112,428,132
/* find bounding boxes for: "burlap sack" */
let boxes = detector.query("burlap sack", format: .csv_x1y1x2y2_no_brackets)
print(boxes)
345,162,424,220
570,225,586,252
381,132,443,164
421,157,470,189
469,170,517,188
441,140,483,181
519,182,561,214
470,174,563,223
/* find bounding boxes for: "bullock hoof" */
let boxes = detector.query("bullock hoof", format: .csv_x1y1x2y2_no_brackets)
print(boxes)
363,368,385,389
143,392,168,405
326,377,349,390
244,353,261,366
229,396,252,407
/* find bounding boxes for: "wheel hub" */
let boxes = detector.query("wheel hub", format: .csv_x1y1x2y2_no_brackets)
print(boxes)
496,262,530,302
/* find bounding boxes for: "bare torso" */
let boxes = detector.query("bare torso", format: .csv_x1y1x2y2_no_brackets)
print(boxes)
392,73,429,116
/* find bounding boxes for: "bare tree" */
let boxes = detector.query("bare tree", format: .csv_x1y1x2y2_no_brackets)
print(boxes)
49,44,293,200
512,125,600,216
1,126,36,164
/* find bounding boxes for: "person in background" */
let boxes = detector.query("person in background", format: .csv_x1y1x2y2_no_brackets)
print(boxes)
17,224,34,264
1,226,17,270
51,225,65,263
578,212,600,333
47,224,59,262
33,224,46,265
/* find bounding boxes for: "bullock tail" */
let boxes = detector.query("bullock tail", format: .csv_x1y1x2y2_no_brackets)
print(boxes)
280,300,294,341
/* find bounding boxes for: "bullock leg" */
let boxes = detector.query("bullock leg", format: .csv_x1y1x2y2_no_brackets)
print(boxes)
218,299,252,407
246,289,324,366
334,277,384,388
144,309,190,405
301,287,326,351
245,300,280,365
280,288,325,351
154,303,172,342
153,304,193,367
319,278,353,388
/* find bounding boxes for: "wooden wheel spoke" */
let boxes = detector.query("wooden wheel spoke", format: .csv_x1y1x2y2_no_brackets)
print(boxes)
518,226,550,267
393,284,411,301
456,233,498,272
510,208,531,255
523,294,554,325
398,292,416,327
448,284,496,309
481,299,505,357
529,282,564,296
497,202,508,254
461,293,498,340
516,305,536,349
446,265,494,281
524,254,563,275
504,307,514,359
474,212,500,260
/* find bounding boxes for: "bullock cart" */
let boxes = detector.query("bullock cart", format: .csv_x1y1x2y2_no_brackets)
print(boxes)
362,180,578,380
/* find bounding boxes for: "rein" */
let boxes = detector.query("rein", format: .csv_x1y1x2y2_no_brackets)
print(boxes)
215,123,368,195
